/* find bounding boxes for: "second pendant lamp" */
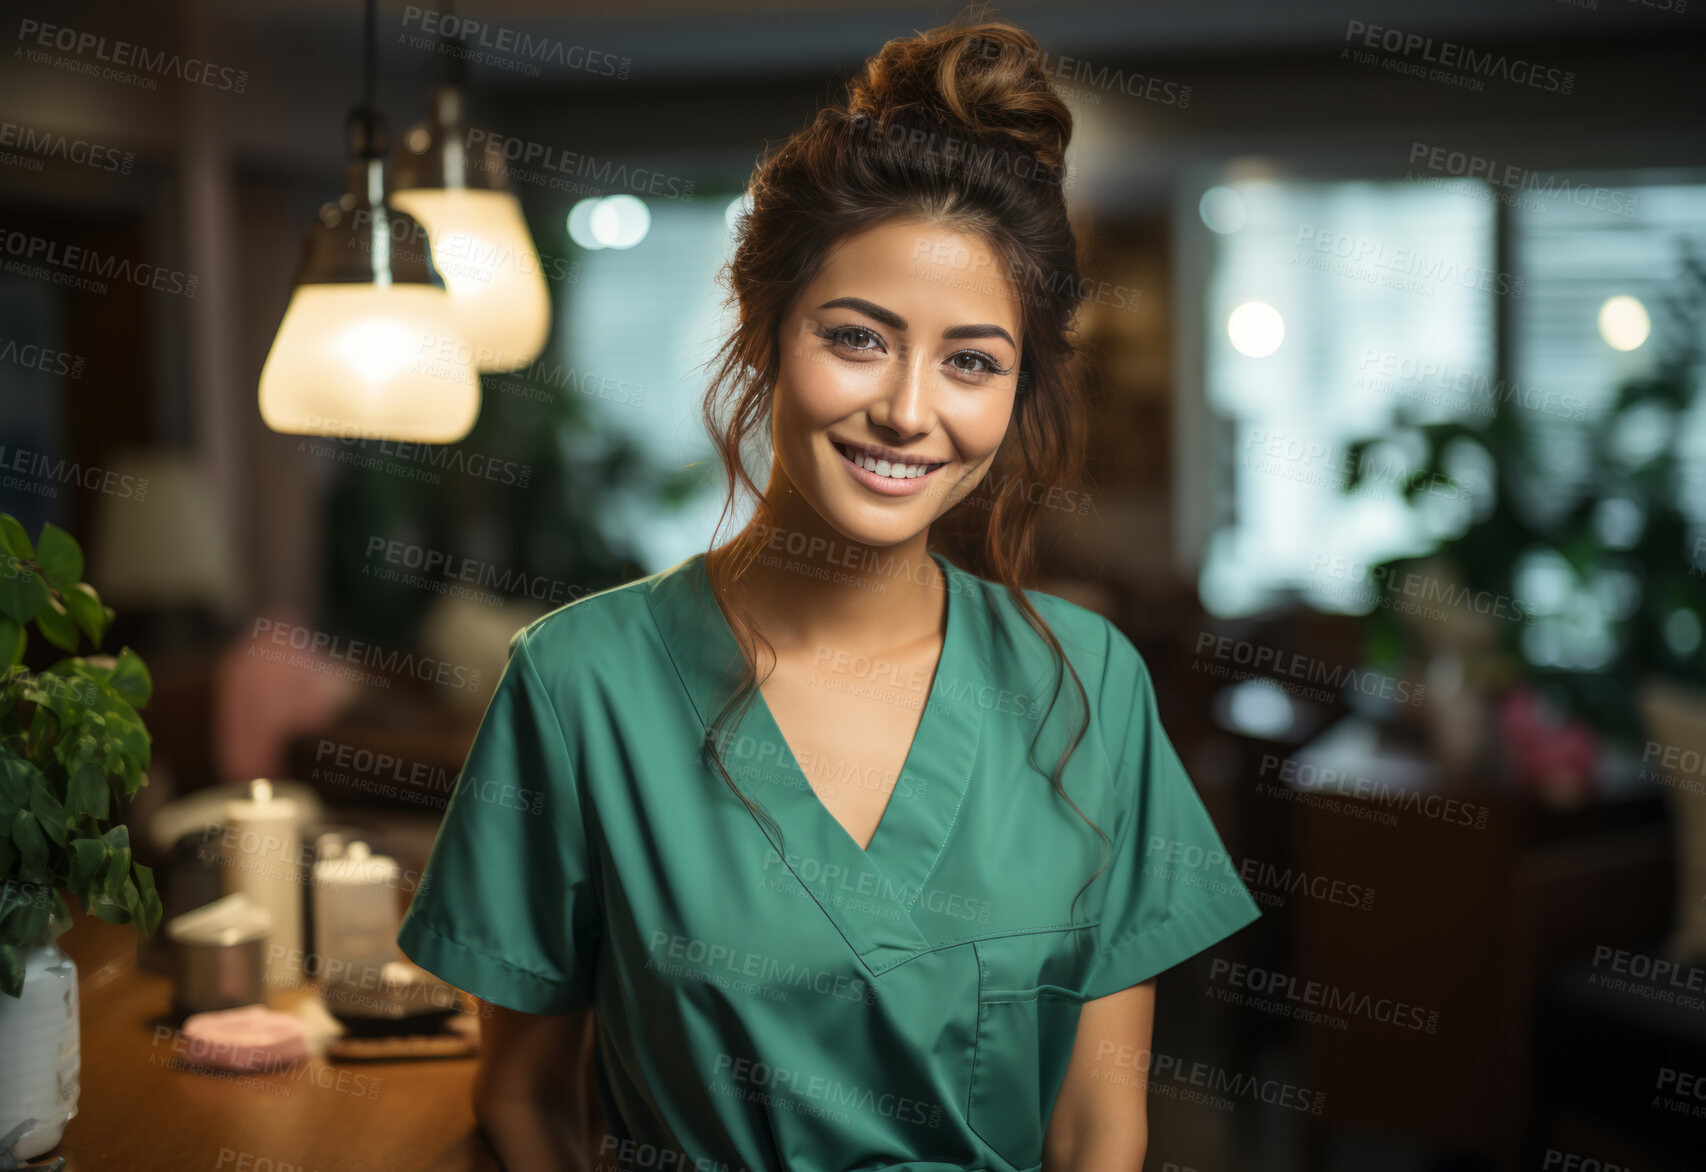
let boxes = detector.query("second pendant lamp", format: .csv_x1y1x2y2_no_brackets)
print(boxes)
258,0,479,444
391,55,551,374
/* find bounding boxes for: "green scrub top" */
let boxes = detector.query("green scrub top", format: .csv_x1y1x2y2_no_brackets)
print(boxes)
397,551,1260,1172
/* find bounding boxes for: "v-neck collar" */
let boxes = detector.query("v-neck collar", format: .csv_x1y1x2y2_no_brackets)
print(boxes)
645,549,988,975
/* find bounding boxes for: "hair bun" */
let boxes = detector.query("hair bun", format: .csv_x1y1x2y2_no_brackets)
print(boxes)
846,18,1072,177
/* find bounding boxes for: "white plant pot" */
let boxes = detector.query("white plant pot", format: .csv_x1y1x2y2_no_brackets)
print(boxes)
0,937,80,1162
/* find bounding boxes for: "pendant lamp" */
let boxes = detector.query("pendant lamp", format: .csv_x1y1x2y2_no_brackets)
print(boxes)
391,77,551,373
258,0,479,444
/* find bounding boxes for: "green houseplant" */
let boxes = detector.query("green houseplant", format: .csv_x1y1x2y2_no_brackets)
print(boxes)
0,512,162,998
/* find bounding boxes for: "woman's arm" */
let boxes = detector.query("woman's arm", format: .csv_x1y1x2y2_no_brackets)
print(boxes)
473,1002,602,1172
1042,978,1155,1171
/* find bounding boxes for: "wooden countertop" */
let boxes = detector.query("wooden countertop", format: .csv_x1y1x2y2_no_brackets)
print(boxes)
44,907,502,1171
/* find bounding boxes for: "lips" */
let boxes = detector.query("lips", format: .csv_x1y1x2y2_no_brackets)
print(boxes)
831,440,947,480
830,439,950,497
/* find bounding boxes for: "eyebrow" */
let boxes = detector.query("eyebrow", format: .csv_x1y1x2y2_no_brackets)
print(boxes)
816,297,1016,350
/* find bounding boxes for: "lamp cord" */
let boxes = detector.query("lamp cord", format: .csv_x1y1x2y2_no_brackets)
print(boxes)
363,0,376,114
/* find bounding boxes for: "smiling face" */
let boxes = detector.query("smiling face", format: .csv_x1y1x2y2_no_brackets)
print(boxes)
770,216,1023,550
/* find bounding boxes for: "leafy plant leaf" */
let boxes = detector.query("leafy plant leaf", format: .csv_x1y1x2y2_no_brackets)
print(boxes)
0,617,22,669
0,514,32,559
34,523,83,591
0,753,34,812
12,809,48,884
108,648,152,710
26,776,67,846
35,597,78,653
68,837,105,890
2,890,49,951
0,943,21,998
66,758,110,822
0,560,49,626
62,583,108,648
90,898,132,925
134,863,162,934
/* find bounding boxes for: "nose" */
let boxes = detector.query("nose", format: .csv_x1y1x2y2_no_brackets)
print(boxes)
864,340,935,441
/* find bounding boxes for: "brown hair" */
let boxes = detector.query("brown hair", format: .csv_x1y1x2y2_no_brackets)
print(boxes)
697,11,1108,917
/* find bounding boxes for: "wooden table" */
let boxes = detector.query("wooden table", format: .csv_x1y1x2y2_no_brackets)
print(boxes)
44,907,502,1171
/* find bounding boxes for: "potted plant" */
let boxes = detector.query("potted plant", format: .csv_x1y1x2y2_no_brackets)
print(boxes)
0,513,162,1162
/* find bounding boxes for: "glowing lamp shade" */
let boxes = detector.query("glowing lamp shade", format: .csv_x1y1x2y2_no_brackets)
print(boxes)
389,187,550,372
258,283,480,443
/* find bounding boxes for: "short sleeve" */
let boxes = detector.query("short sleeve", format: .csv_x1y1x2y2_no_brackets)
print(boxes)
1078,624,1261,1001
396,626,600,1015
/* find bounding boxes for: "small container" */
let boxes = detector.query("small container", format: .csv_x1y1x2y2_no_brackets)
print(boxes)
165,893,271,1016
312,841,402,993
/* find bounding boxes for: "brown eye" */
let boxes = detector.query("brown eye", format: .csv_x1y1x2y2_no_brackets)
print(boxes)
948,350,1007,377
830,326,882,352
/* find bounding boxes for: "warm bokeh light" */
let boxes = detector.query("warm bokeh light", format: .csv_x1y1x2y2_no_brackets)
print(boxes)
1228,300,1285,357
1597,294,1650,351
258,284,481,443
388,188,552,371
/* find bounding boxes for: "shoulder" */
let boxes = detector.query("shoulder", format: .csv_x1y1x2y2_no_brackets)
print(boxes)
944,557,1147,698
503,558,688,683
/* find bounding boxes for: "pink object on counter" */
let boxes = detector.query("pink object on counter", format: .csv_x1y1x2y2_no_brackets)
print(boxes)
215,608,362,782
179,1004,309,1072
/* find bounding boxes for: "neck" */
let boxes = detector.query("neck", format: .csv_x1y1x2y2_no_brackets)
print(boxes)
716,478,946,661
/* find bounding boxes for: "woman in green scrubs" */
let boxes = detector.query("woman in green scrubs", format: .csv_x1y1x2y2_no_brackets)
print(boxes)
398,16,1260,1172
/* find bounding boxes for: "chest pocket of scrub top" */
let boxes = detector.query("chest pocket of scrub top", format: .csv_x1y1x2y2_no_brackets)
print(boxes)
965,930,1090,1172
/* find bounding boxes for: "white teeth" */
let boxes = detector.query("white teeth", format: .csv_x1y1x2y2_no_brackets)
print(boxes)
842,444,937,479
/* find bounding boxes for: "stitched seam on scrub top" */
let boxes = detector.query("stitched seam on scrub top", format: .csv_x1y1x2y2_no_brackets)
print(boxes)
903,705,981,911
411,915,571,988
516,626,604,914
1094,886,1251,961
